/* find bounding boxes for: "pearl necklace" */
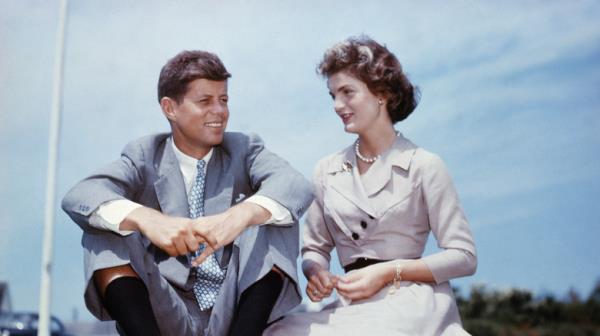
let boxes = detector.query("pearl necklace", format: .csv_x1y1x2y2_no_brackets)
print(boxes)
355,132,399,164
355,140,380,163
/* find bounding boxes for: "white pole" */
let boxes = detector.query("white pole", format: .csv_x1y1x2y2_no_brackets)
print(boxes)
38,0,68,335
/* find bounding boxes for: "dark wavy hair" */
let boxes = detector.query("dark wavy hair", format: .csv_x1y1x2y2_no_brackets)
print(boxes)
157,50,231,103
318,36,419,123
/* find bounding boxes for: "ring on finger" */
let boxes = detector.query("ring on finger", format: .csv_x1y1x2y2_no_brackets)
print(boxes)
312,289,320,296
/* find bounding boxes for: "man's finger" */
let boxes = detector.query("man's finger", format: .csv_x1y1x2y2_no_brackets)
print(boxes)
191,245,215,267
183,231,199,253
164,244,178,257
192,223,218,250
194,233,219,253
173,239,188,256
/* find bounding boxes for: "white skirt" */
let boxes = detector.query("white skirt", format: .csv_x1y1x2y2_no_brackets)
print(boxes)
264,281,470,336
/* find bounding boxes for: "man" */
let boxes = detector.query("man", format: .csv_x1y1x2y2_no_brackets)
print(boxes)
62,50,313,335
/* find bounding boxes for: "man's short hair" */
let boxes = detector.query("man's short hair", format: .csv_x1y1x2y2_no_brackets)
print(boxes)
157,50,231,103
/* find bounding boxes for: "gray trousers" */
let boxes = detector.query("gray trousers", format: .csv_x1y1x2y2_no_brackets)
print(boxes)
81,224,301,336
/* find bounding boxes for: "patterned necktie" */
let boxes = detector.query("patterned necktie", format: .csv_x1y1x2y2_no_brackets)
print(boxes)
188,159,226,310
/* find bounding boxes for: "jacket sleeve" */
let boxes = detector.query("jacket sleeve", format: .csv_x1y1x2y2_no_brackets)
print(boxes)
244,133,313,222
301,158,335,271
61,140,144,232
420,153,477,283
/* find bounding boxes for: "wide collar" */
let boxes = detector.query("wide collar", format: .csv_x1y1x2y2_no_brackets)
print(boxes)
325,133,417,216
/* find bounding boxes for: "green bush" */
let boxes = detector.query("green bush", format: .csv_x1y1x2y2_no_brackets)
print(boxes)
457,280,600,335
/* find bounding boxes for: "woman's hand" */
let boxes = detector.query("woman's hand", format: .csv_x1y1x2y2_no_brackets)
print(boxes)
305,266,339,302
336,262,393,301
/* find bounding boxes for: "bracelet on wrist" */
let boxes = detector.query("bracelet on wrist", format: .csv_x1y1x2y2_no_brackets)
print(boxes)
388,262,403,294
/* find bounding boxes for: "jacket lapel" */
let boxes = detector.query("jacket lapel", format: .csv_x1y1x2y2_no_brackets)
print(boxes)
375,134,419,215
204,146,234,216
361,159,392,197
154,137,189,218
204,147,235,268
153,137,191,288
363,134,416,197
327,134,418,221
327,147,376,218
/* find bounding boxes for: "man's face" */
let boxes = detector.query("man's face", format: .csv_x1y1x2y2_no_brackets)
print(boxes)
165,78,229,157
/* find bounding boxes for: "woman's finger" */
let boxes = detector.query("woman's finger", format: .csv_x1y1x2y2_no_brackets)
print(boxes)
309,275,329,294
306,284,322,302
336,285,363,301
318,271,334,290
340,270,361,283
336,276,363,294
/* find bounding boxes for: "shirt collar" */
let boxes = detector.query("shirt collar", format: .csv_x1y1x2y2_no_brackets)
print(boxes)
170,137,213,173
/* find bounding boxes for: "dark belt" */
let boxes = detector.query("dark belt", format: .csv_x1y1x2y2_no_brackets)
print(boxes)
343,257,388,273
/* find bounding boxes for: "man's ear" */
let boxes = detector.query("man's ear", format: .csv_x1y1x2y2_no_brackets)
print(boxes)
160,97,177,122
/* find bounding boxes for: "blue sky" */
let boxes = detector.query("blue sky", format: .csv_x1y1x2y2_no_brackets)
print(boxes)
1,0,599,322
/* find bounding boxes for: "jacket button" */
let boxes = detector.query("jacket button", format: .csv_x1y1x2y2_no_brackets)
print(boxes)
360,221,367,229
352,232,359,240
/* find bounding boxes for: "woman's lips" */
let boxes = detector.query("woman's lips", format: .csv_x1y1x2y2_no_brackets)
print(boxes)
339,113,353,124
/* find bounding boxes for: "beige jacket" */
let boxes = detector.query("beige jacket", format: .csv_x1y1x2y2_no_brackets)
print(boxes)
302,133,477,283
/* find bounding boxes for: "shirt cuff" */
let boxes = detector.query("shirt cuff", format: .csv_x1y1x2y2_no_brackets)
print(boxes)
244,195,293,225
90,199,142,236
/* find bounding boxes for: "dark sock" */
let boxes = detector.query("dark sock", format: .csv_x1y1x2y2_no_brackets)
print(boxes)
229,270,284,336
103,276,161,336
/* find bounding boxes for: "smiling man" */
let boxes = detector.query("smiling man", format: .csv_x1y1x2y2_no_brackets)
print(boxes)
62,50,313,336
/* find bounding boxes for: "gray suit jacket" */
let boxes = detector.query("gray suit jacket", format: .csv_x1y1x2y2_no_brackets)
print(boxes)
62,132,313,334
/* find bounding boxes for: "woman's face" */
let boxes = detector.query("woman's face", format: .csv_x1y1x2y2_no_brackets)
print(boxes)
327,71,389,135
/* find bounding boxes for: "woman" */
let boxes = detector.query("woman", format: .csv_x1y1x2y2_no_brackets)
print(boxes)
265,36,477,335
